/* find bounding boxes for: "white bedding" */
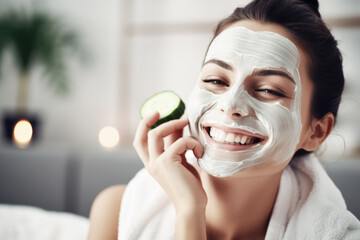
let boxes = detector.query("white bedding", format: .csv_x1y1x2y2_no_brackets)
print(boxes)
0,204,89,240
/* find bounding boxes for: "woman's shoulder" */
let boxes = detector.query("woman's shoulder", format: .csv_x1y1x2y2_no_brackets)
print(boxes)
286,154,360,238
88,184,127,240
87,169,156,240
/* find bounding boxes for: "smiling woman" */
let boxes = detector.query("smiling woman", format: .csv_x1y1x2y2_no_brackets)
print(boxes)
88,0,360,239
188,26,303,177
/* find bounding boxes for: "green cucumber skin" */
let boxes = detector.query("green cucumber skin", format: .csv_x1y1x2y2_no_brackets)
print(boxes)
150,99,185,129
140,90,181,118
140,90,186,129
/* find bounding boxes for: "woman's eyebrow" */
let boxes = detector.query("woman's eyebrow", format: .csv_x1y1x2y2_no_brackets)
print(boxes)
253,69,295,83
203,59,233,71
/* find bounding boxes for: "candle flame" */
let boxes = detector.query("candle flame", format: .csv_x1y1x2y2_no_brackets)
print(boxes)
13,120,33,148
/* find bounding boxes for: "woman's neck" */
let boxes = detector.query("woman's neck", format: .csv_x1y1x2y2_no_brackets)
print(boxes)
200,169,283,240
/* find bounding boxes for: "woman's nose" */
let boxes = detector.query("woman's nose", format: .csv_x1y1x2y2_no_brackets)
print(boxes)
217,85,252,119
220,105,249,119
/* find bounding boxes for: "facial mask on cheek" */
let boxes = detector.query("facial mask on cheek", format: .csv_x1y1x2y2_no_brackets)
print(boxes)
186,27,302,177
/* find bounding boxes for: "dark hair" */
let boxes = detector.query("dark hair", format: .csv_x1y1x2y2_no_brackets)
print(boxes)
209,0,344,155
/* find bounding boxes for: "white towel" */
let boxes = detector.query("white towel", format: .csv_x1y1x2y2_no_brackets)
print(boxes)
118,169,176,240
118,154,360,239
267,154,360,239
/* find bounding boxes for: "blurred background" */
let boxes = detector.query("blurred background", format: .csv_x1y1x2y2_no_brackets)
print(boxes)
0,0,359,218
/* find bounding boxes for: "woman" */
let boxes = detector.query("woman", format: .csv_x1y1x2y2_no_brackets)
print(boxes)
88,0,360,239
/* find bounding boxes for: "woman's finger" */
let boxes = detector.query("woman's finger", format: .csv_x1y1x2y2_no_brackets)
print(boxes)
148,118,189,159
165,136,203,160
165,117,189,148
164,128,183,149
133,111,159,164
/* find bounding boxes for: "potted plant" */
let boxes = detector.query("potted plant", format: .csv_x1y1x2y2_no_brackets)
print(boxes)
0,8,83,144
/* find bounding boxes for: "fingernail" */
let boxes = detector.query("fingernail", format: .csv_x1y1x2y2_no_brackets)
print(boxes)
147,111,159,118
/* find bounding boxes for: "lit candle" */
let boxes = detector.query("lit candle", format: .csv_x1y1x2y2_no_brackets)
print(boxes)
13,119,33,148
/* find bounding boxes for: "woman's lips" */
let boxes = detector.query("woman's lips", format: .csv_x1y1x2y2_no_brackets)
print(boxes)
202,124,266,151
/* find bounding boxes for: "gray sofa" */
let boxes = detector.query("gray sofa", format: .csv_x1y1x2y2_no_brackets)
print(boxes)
0,147,359,220
0,147,143,217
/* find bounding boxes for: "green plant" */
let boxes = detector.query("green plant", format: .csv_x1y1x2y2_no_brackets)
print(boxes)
0,8,83,112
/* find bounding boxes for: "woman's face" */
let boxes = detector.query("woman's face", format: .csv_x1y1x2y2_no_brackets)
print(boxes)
187,20,314,178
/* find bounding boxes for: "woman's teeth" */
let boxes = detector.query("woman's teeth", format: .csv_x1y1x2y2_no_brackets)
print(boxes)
209,127,257,145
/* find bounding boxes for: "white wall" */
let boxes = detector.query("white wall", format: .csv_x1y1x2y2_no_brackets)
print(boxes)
0,0,359,157
0,0,121,150
127,0,360,158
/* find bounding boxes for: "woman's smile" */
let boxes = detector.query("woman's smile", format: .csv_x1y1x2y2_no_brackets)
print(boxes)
202,124,267,151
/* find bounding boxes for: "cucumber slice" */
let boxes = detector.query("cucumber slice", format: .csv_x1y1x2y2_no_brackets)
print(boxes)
140,90,185,129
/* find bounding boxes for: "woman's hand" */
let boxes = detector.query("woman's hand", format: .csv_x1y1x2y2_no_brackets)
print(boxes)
133,112,207,213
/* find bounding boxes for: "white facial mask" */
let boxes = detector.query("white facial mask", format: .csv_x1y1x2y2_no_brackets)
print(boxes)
187,27,302,177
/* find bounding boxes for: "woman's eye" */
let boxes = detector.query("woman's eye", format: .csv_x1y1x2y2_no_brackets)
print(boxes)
255,88,285,97
203,79,229,86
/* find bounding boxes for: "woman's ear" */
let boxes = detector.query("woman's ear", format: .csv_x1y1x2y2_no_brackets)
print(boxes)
302,113,335,152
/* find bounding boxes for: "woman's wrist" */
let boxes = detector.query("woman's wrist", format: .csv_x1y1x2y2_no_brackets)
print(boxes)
175,207,207,240
174,197,207,216
176,203,206,216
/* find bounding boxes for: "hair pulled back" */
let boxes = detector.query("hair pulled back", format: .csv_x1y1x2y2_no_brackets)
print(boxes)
212,0,344,122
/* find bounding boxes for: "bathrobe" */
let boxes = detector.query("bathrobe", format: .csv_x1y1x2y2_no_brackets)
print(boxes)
118,154,360,239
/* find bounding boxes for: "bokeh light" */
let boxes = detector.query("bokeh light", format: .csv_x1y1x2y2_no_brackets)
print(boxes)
98,126,120,148
13,120,33,148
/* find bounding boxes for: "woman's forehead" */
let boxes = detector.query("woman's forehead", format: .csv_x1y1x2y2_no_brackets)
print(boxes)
205,26,300,82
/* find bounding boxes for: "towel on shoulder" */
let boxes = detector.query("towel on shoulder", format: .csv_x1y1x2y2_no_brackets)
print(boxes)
118,154,360,240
